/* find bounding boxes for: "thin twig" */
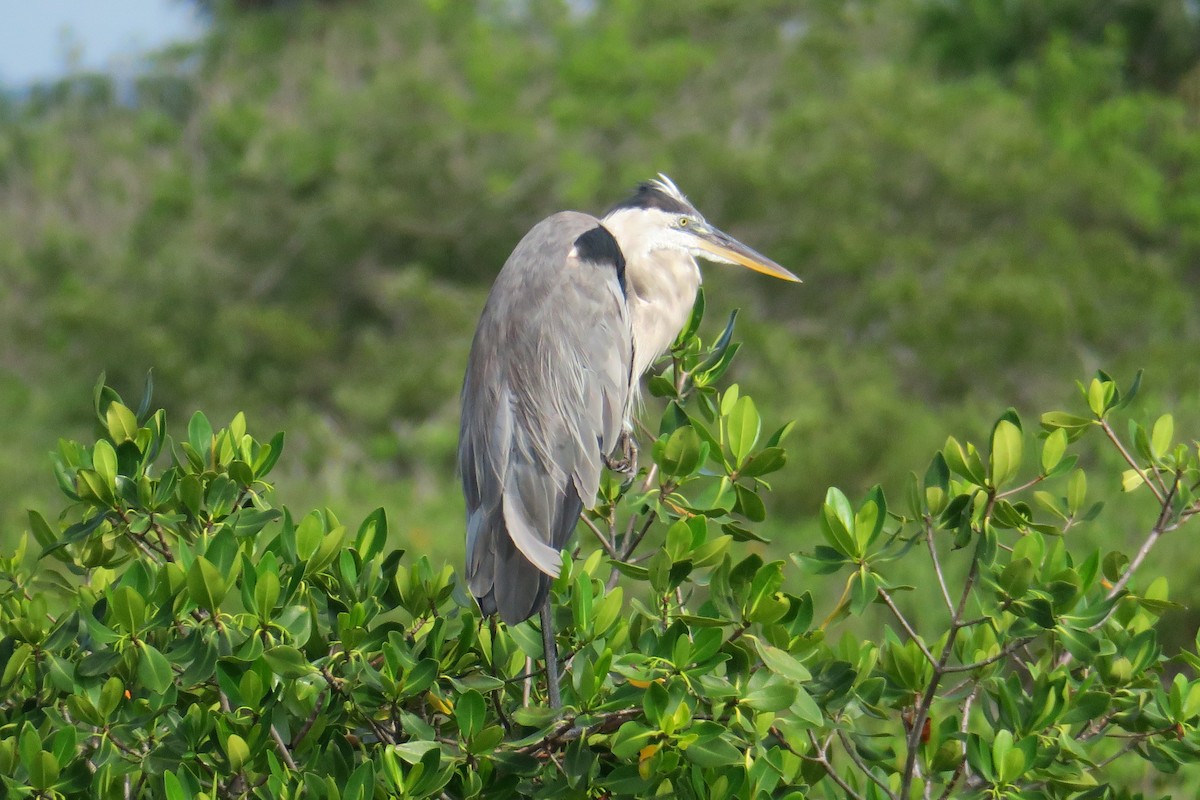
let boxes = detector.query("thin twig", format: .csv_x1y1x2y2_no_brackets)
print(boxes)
269,724,299,771
925,523,955,613
942,637,1035,674
879,588,937,668
1094,738,1142,770
290,685,329,749
1106,477,1180,600
1101,419,1165,503
900,556,979,800
621,514,657,560
837,729,898,800
513,708,644,755
995,474,1045,499
579,514,618,559
806,730,867,800
936,684,978,800
607,513,657,590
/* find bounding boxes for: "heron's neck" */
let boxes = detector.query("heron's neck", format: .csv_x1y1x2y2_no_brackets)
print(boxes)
625,250,702,379
601,211,703,378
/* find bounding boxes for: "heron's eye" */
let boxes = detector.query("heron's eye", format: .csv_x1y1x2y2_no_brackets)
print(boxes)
679,217,690,227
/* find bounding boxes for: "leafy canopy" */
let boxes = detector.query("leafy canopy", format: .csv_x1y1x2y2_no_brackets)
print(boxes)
2,299,1200,798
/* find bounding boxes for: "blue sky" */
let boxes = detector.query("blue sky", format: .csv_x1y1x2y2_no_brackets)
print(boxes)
0,1,205,87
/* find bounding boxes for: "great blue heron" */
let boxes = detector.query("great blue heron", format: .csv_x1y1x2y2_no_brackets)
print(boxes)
459,175,799,706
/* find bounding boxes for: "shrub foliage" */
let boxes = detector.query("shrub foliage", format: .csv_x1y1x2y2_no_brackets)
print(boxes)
2,301,1200,798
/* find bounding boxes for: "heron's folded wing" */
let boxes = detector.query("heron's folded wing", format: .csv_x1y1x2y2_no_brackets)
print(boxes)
460,212,632,622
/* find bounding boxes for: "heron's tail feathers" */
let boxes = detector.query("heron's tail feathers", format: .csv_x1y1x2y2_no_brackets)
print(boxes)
464,476,582,625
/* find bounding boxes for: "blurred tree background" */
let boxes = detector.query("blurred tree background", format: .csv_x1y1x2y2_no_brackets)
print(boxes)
3,0,1200,620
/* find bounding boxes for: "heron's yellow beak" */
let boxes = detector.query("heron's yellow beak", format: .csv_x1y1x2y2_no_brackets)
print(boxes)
692,226,801,282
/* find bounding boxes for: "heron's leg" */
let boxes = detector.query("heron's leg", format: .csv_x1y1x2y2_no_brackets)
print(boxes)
540,601,562,709
603,429,639,476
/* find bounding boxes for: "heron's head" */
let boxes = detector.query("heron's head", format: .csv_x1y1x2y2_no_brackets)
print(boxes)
601,174,800,283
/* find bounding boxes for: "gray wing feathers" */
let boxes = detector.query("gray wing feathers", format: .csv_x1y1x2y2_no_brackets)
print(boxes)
461,212,632,624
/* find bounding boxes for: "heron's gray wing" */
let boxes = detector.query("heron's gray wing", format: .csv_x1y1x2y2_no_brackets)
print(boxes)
460,211,632,624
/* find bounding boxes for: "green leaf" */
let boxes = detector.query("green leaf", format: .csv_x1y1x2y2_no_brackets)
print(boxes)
295,512,324,562
792,686,824,725
205,475,239,518
754,640,812,682
734,483,766,523
1067,470,1086,516
683,736,742,767
610,722,657,760
726,395,761,466
1112,369,1143,410
255,432,286,478
853,486,886,553
691,535,731,568
187,556,227,613
512,706,558,728
163,772,187,800
967,734,993,782
28,750,60,791
263,645,312,679
456,689,485,740
92,374,120,425
340,761,372,800
400,659,439,698
643,681,669,726
225,733,249,773
1001,747,1026,785
2,643,32,688
1102,551,1129,583
999,558,1035,599
991,730,1013,781
27,510,58,553
1121,468,1145,492
138,643,174,693
739,446,786,478
820,487,858,558
745,561,786,623
675,286,705,345
741,681,797,711
106,402,140,444
135,370,155,421
109,585,146,632
1041,429,1067,474
1151,414,1173,459
1040,412,1094,439
664,519,693,562
49,726,76,769
943,436,985,484
572,572,594,631
656,426,704,478
254,569,280,616
848,569,879,616
305,524,347,576
1061,691,1111,724
355,507,388,561
188,411,213,463
990,420,1022,488
1086,379,1114,418
76,469,114,505
93,440,118,488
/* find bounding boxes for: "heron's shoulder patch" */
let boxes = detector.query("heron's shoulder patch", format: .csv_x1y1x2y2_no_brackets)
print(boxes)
572,225,627,295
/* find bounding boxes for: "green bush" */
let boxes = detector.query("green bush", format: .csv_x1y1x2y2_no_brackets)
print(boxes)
3,308,1200,798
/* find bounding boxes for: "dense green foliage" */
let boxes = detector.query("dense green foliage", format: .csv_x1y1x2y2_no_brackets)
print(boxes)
4,314,1200,798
